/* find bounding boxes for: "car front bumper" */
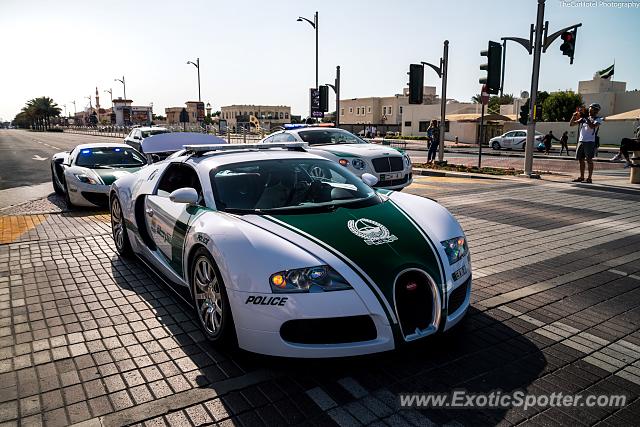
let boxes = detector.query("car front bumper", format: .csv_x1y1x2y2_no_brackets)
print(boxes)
67,182,110,207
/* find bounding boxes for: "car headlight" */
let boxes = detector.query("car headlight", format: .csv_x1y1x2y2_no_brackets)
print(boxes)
403,153,412,167
269,265,352,293
441,236,468,265
73,173,99,185
351,158,366,170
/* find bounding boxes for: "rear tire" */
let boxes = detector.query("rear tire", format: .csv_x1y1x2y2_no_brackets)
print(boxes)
190,248,236,346
110,195,133,257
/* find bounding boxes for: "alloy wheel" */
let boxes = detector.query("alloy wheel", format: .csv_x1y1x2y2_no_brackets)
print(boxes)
193,257,223,336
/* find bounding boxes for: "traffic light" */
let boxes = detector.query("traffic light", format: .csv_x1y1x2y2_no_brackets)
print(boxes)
408,64,424,104
479,41,502,95
560,30,577,64
534,104,542,121
319,85,329,112
519,104,529,125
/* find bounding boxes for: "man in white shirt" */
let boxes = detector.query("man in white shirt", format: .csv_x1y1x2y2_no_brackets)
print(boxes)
569,103,603,183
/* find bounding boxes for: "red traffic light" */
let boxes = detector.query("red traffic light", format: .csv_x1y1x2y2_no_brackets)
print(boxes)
561,31,574,42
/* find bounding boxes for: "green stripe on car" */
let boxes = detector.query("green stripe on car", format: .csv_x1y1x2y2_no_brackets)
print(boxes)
268,200,443,316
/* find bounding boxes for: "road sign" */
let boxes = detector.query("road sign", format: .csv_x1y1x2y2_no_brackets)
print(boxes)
481,84,490,105
310,88,324,118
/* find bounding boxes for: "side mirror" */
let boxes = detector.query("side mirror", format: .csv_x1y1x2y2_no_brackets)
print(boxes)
134,136,141,140
54,157,64,164
361,173,378,187
169,187,199,204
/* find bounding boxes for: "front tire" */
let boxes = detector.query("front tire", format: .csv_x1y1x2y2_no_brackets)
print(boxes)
51,166,64,195
491,141,501,150
110,195,133,257
191,248,236,345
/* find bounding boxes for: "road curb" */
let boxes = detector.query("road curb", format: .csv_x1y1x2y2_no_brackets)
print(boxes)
412,167,504,180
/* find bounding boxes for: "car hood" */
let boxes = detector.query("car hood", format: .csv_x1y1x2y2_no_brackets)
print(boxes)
257,199,444,315
310,143,403,158
93,167,142,185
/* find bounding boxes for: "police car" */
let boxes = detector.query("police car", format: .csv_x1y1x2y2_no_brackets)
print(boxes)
51,143,146,207
261,125,413,190
109,142,471,357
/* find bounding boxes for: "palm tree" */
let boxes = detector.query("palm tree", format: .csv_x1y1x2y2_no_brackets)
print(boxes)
21,97,61,130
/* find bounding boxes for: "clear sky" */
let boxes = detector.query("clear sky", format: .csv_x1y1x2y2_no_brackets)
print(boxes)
0,0,638,121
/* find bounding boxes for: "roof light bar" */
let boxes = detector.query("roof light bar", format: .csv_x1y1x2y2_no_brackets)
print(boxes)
183,142,308,153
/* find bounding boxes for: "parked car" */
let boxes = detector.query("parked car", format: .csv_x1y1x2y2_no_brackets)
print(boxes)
489,130,543,151
260,125,413,190
109,142,471,357
124,126,170,153
51,143,146,207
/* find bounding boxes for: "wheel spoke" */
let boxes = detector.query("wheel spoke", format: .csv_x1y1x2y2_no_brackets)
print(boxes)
192,257,224,337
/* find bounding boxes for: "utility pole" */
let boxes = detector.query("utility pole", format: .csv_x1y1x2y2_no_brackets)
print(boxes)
500,0,581,177
523,0,545,177
438,40,448,162
421,40,449,162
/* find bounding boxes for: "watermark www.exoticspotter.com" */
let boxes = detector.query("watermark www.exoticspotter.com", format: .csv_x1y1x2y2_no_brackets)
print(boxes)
399,390,627,411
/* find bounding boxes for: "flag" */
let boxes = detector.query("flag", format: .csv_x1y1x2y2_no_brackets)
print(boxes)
596,64,614,79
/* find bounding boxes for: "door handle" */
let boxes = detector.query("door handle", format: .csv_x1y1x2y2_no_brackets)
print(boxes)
145,208,154,217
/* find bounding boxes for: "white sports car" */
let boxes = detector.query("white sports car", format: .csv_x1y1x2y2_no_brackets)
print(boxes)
51,143,146,207
261,125,413,190
109,142,471,357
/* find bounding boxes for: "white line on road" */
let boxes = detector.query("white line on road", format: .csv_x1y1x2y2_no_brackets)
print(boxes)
32,155,47,161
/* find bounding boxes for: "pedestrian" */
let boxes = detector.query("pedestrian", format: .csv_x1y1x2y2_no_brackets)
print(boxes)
610,124,640,168
570,103,603,183
542,130,560,155
427,120,440,163
559,131,570,155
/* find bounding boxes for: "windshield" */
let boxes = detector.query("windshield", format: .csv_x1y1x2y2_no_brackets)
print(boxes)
297,129,368,146
75,147,146,168
142,129,170,138
210,158,379,213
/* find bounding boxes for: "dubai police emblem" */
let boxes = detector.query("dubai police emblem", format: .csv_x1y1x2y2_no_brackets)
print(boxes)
347,218,398,246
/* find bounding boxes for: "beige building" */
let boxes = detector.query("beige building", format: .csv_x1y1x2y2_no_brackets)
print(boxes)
165,101,204,124
220,104,291,131
340,87,437,125
578,76,640,117
401,102,483,139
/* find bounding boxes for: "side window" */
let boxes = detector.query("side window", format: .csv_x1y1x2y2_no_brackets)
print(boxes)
515,131,526,137
272,133,296,142
505,132,516,137
156,164,203,202
263,135,275,143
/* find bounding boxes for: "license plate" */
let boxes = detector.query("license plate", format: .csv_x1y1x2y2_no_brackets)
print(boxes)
381,173,402,180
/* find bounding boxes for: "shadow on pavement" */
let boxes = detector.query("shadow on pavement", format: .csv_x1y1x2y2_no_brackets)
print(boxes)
108,251,545,426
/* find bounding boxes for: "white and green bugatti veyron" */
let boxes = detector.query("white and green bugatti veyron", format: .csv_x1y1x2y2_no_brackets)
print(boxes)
109,142,471,357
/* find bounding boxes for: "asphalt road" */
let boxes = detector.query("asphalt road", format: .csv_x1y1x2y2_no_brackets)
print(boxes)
0,129,121,190
0,129,624,193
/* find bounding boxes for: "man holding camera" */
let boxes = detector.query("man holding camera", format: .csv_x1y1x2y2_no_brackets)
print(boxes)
570,103,603,183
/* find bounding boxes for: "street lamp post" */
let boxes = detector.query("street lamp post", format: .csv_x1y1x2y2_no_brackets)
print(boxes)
187,58,201,102
70,100,76,116
114,76,126,100
297,12,318,89
104,88,113,105
326,65,341,127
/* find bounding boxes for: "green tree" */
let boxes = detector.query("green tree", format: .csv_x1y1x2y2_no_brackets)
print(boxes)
542,91,582,122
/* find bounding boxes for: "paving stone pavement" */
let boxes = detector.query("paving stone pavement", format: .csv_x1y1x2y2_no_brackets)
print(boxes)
1,176,639,426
